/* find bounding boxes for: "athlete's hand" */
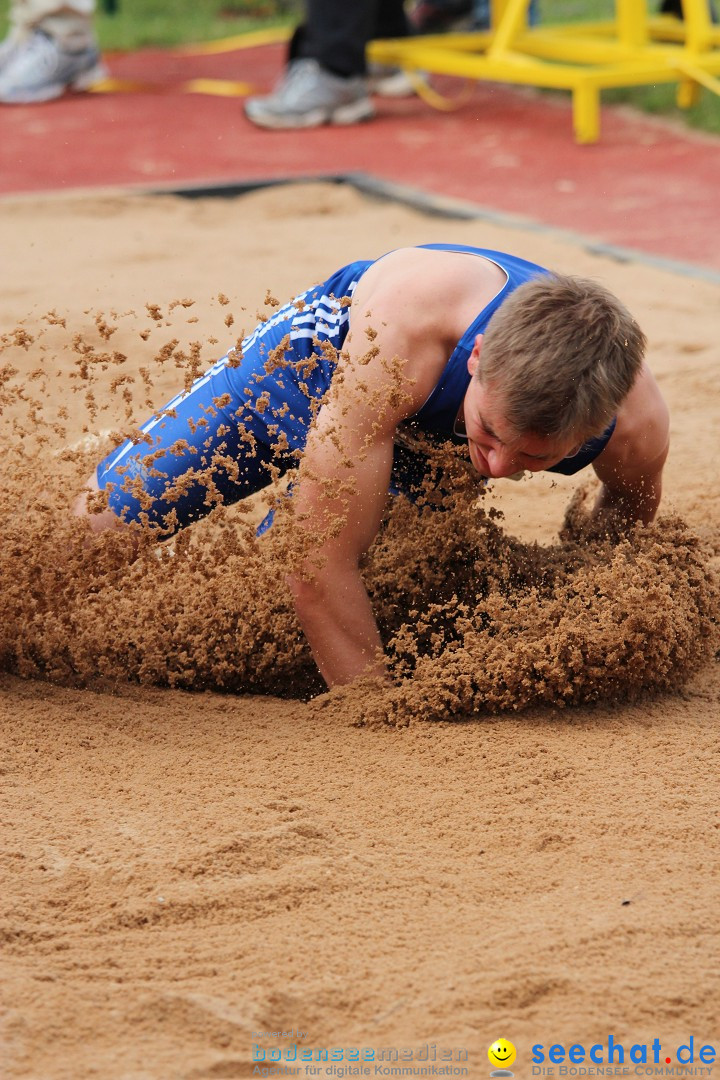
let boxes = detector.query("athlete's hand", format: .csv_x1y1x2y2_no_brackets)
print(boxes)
560,482,629,545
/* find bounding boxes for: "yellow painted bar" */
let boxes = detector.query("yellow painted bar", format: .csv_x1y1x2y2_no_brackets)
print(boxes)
573,83,601,144
682,0,715,52
616,0,649,47
675,57,720,91
487,0,532,55
491,0,510,30
650,14,720,45
370,41,587,86
516,30,655,63
676,78,703,105
371,39,720,87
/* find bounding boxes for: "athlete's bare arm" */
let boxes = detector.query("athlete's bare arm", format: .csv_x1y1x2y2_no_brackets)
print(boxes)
285,398,400,687
285,295,440,685
285,249,504,687
591,363,670,526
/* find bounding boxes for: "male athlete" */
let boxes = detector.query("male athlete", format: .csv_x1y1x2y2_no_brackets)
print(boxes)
74,244,670,688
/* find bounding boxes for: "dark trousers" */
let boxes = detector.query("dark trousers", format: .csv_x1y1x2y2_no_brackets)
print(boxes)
290,0,411,78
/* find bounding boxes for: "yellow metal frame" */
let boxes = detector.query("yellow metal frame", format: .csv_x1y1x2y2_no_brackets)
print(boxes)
368,0,720,143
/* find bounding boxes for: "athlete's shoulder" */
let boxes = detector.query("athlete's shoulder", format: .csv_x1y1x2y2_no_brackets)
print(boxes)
596,363,670,477
352,246,506,317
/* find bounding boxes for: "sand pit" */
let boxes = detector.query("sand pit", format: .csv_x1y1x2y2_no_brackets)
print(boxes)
1,182,719,1080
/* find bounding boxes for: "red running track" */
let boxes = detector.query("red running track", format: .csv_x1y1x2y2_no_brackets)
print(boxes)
1,40,719,273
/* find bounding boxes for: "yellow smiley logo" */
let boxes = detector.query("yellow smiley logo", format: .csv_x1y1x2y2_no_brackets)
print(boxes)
488,1039,517,1069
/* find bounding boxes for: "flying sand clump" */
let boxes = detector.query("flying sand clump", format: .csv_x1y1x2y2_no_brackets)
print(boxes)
1,300,717,725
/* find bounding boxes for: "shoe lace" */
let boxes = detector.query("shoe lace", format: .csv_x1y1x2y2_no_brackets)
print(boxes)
26,29,56,55
15,29,59,71
279,58,323,97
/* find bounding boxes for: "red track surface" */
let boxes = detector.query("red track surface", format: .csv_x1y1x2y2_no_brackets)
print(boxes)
2,40,719,271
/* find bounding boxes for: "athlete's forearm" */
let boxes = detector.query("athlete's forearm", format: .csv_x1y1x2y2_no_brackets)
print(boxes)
593,476,662,527
287,565,387,688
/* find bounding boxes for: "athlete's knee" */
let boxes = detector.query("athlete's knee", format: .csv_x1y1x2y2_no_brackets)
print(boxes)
72,473,125,535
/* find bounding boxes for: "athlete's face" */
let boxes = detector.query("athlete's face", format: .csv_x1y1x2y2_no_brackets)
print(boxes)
461,337,580,479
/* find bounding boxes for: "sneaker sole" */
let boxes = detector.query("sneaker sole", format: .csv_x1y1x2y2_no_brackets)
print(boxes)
0,59,107,104
330,98,375,125
369,71,419,98
245,97,375,130
71,60,108,92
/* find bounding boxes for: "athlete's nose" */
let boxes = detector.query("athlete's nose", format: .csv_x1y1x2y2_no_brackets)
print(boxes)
485,446,519,478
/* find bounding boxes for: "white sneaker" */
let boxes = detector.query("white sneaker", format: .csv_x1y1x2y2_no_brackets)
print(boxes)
367,62,418,98
244,58,374,130
0,31,22,72
0,28,106,104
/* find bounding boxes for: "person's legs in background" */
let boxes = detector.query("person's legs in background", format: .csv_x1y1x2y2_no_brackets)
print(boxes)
0,0,105,104
409,0,474,34
410,0,539,32
244,0,411,129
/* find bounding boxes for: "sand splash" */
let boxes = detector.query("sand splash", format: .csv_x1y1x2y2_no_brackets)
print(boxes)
1,302,717,724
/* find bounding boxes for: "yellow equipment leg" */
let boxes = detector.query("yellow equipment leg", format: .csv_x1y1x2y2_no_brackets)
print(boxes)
573,82,601,145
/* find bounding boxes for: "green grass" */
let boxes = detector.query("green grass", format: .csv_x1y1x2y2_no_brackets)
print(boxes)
0,0,301,51
0,0,718,135
601,82,720,134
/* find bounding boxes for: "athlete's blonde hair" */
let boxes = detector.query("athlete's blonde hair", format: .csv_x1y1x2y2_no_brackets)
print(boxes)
478,274,646,441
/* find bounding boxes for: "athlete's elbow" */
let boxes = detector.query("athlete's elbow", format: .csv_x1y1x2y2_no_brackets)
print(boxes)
286,556,355,619
286,570,329,617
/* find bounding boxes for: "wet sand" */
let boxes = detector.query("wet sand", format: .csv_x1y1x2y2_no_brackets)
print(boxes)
1,183,719,1080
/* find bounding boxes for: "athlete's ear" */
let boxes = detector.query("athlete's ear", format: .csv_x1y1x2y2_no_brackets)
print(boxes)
467,335,483,377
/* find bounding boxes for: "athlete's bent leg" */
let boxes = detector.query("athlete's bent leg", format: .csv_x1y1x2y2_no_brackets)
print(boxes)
72,471,126,535
84,345,298,536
